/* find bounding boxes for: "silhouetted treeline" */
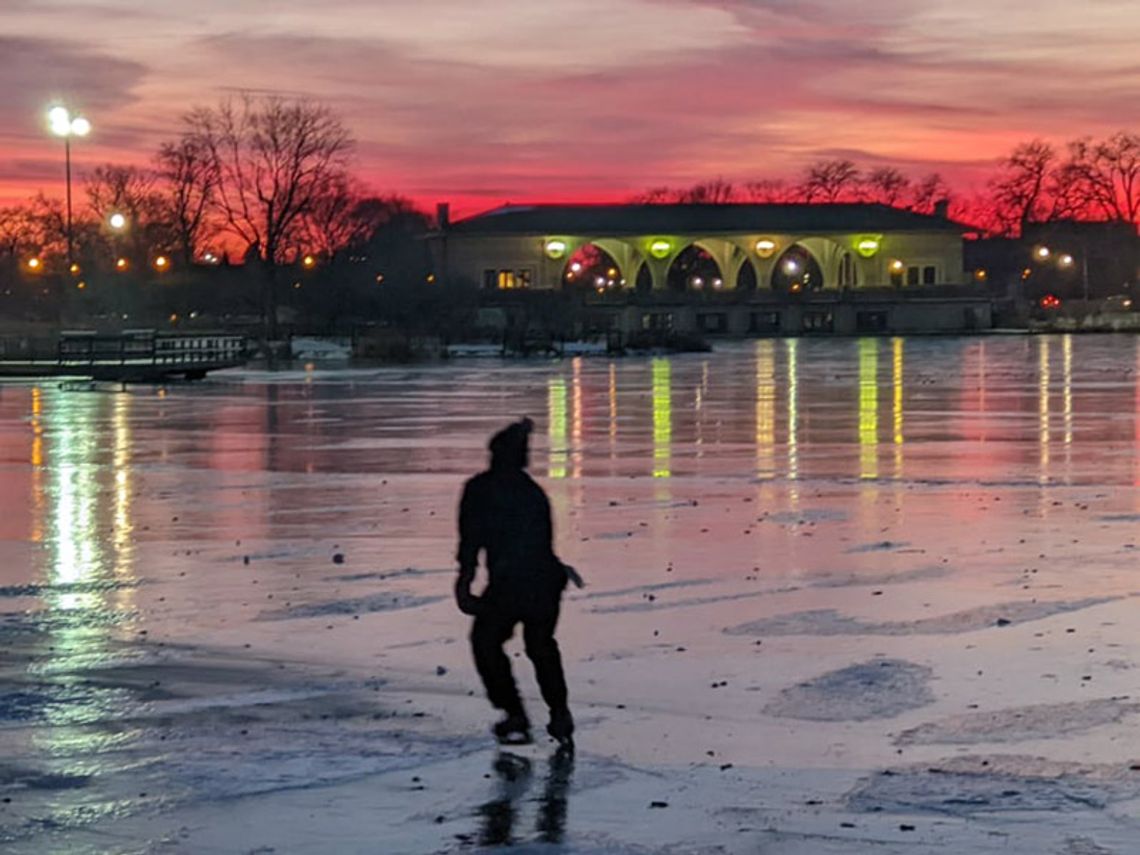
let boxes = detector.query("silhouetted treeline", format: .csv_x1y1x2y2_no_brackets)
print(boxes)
630,132,1140,237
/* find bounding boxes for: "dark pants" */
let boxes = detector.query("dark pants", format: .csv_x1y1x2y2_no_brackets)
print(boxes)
471,587,568,720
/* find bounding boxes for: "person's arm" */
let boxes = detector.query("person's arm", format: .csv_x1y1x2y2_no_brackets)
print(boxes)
541,489,584,589
455,481,483,615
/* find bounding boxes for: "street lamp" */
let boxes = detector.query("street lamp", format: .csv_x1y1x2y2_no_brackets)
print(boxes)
108,212,127,232
47,106,91,268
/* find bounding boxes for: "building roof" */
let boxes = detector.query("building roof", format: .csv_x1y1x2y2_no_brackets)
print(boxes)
446,203,964,236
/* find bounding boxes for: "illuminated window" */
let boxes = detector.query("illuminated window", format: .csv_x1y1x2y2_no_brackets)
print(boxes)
498,270,517,290
516,268,532,289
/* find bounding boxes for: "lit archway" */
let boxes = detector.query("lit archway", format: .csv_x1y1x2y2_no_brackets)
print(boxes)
563,244,624,292
635,262,653,293
771,245,823,292
666,245,723,293
737,259,757,291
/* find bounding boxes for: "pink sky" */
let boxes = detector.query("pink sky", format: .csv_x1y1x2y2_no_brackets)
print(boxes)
2,0,1139,216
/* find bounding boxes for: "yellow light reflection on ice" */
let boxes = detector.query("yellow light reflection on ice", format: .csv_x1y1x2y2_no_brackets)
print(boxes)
859,338,879,480
547,376,568,479
1038,337,1051,485
755,340,775,478
652,358,672,478
1062,334,1073,451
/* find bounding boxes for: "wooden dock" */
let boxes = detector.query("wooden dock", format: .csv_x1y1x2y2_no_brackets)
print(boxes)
0,330,250,382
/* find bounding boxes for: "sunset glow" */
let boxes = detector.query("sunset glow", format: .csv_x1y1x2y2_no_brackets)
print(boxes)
2,1,1139,213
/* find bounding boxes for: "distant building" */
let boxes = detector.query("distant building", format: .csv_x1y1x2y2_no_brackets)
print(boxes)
430,203,993,336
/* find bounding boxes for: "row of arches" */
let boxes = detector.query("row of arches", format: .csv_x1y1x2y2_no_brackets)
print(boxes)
562,243,834,293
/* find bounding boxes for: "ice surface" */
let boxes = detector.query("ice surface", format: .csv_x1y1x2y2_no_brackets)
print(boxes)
0,335,1138,853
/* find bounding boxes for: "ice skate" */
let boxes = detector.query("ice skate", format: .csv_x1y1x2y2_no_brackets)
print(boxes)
492,713,532,746
546,708,574,749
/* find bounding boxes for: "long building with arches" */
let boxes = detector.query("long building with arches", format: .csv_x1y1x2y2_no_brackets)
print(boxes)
432,203,993,336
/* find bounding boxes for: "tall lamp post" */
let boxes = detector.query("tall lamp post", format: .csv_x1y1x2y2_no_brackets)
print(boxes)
47,106,91,268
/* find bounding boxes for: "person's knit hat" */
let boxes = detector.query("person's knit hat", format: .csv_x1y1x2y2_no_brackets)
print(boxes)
489,417,534,469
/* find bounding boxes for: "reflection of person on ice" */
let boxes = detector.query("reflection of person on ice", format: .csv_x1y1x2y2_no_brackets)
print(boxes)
455,417,579,747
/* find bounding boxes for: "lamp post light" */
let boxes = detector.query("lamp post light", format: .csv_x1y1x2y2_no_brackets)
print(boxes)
47,106,91,268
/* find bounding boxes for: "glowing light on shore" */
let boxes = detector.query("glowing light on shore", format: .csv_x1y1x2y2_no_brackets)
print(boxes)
755,239,777,258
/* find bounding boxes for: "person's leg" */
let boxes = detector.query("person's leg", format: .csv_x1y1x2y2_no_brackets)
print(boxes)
471,607,525,718
522,598,569,717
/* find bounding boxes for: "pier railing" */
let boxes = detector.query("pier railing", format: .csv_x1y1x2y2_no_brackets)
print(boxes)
0,330,249,379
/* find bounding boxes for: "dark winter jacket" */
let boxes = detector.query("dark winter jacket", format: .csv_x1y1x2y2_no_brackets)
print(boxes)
456,466,564,593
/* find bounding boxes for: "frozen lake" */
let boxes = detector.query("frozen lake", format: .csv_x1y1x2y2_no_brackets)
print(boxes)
1,335,1139,853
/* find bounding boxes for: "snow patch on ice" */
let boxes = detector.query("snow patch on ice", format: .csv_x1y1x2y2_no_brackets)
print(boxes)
726,597,1121,637
764,659,935,722
895,698,1140,746
847,755,1140,816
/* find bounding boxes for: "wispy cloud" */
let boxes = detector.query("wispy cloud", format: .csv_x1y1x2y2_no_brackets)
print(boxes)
0,0,1137,210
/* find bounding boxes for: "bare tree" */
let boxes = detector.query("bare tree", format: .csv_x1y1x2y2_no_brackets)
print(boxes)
910,173,952,215
85,163,172,264
800,159,861,203
677,178,738,204
183,95,354,338
26,194,69,260
156,137,218,265
863,166,910,207
988,140,1058,234
0,206,37,261
743,179,792,203
1070,132,1140,223
300,176,379,260
629,186,674,205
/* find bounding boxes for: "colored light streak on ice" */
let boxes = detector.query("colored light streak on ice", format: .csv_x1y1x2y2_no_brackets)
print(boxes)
754,340,776,479
112,394,135,574
652,358,672,479
1038,337,1051,486
30,387,44,543
892,337,905,478
1136,339,1140,488
695,361,708,455
608,362,618,454
50,393,101,612
547,376,568,480
785,339,799,491
571,357,584,479
1063,334,1074,455
858,338,879,480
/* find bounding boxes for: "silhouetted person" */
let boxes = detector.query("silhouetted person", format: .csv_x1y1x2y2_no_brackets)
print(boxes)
456,417,575,747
